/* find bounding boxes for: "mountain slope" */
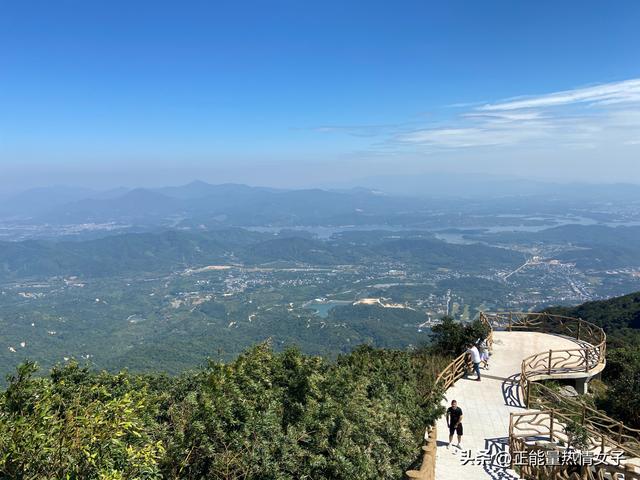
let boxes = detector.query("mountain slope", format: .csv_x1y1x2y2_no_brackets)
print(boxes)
545,290,640,331
0,230,259,279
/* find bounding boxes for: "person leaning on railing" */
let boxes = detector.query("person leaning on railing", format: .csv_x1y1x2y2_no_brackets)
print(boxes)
466,343,481,381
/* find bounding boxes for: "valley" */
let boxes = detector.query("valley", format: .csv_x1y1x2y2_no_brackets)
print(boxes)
1,217,639,377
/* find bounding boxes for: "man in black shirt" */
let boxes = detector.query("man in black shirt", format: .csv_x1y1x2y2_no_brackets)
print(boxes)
446,399,464,448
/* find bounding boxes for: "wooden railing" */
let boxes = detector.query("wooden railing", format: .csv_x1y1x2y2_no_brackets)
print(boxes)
509,410,640,478
406,313,493,479
482,312,606,409
483,312,640,478
510,435,640,480
406,427,437,480
527,382,640,453
433,312,494,392
408,311,639,480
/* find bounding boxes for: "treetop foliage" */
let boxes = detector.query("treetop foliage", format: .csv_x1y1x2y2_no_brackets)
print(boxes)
0,344,448,480
428,317,490,356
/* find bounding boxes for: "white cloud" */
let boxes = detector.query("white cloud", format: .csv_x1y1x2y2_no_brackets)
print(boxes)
463,111,545,121
309,77,640,182
479,78,640,111
397,124,552,148
393,78,640,151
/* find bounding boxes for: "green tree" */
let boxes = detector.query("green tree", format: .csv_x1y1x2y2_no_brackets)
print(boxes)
429,316,489,356
1,343,446,479
0,362,163,480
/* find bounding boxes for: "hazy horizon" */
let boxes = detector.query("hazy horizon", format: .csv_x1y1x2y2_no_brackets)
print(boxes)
3,173,640,199
2,1,640,191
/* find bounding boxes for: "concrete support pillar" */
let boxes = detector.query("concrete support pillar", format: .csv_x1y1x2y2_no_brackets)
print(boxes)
575,377,589,395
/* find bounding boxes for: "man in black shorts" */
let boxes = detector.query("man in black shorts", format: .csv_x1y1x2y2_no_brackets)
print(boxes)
446,399,463,449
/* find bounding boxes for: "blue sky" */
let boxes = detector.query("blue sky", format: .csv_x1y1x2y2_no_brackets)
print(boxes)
1,0,640,189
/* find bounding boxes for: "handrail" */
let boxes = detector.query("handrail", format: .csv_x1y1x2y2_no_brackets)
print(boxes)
407,313,493,479
510,409,640,478
514,390,640,456
509,411,640,479
408,311,639,479
432,313,494,392
527,382,640,438
483,312,640,474
482,312,606,408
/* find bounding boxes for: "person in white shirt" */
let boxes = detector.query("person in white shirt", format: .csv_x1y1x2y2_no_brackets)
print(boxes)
466,343,482,381
477,338,490,370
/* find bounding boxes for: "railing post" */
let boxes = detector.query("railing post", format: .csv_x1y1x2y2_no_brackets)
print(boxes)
547,350,552,375
577,319,581,341
509,412,513,439
549,410,554,443
508,312,512,332
618,422,623,444
585,349,589,372
509,413,515,469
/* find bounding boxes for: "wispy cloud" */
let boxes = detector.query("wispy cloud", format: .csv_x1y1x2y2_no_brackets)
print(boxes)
307,120,426,138
479,78,640,111
392,78,640,151
311,78,640,159
310,123,403,138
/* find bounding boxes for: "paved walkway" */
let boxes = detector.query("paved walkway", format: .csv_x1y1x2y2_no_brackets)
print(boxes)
434,331,582,480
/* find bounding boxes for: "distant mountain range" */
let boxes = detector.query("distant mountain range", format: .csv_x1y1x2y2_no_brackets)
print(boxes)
0,181,416,227
1,178,639,229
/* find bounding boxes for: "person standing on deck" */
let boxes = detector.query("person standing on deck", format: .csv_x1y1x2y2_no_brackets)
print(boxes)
446,399,464,449
466,343,482,381
477,337,490,370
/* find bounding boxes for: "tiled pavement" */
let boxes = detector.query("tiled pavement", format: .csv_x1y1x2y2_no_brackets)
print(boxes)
434,331,582,480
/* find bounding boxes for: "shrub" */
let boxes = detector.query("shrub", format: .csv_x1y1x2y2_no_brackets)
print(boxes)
429,316,489,356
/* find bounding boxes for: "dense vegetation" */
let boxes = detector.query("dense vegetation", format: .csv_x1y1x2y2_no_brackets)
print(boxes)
428,316,490,356
0,343,449,479
545,291,640,429
478,224,640,269
0,227,524,377
3,278,639,477
545,290,640,332
4,219,640,378
0,228,524,281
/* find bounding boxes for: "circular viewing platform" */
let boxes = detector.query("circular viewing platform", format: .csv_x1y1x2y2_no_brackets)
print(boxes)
408,312,640,480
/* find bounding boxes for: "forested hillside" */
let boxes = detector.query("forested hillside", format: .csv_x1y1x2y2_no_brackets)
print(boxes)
0,228,524,281
3,287,640,478
0,344,449,479
545,292,640,429
545,290,640,332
